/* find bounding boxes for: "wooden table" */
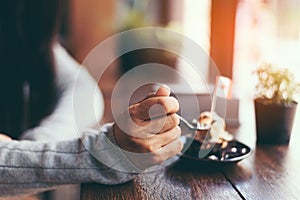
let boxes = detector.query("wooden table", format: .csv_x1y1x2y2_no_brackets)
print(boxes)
81,100,300,200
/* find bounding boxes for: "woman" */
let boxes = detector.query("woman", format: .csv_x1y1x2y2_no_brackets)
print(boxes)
0,0,182,197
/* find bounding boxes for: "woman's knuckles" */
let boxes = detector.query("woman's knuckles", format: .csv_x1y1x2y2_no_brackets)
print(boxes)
130,96,179,120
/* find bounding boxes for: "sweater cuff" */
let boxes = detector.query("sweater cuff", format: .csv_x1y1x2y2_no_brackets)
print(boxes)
82,123,141,174
102,123,180,173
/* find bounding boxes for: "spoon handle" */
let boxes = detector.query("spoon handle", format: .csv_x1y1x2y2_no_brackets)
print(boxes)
177,115,197,130
177,114,209,131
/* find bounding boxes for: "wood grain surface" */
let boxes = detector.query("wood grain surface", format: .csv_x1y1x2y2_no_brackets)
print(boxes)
81,161,242,200
81,100,300,200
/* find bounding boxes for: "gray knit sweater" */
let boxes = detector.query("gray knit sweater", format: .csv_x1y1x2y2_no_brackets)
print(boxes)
0,44,136,196
0,125,136,196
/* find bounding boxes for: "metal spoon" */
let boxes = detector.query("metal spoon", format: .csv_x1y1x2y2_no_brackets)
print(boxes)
177,114,210,131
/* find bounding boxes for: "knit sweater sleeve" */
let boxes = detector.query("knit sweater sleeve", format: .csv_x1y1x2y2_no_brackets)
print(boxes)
0,125,137,197
1,43,138,197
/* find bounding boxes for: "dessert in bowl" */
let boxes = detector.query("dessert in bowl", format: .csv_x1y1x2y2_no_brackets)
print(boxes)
182,111,251,163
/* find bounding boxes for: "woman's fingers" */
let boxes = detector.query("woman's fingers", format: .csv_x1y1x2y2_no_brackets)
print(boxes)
0,133,12,142
135,85,171,104
130,85,177,121
151,126,181,150
151,138,183,165
135,113,180,135
155,85,171,96
122,136,183,170
130,96,179,121
129,126,181,152
113,84,183,170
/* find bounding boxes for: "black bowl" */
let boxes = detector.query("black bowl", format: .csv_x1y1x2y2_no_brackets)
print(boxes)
180,136,252,164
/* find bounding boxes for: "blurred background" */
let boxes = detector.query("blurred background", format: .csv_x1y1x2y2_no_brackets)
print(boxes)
57,0,300,122
40,1,300,199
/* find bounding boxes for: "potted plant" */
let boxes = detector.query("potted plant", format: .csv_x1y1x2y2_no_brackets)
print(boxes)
254,63,300,144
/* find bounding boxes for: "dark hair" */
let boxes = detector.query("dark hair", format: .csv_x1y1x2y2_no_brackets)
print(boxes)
0,0,61,139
